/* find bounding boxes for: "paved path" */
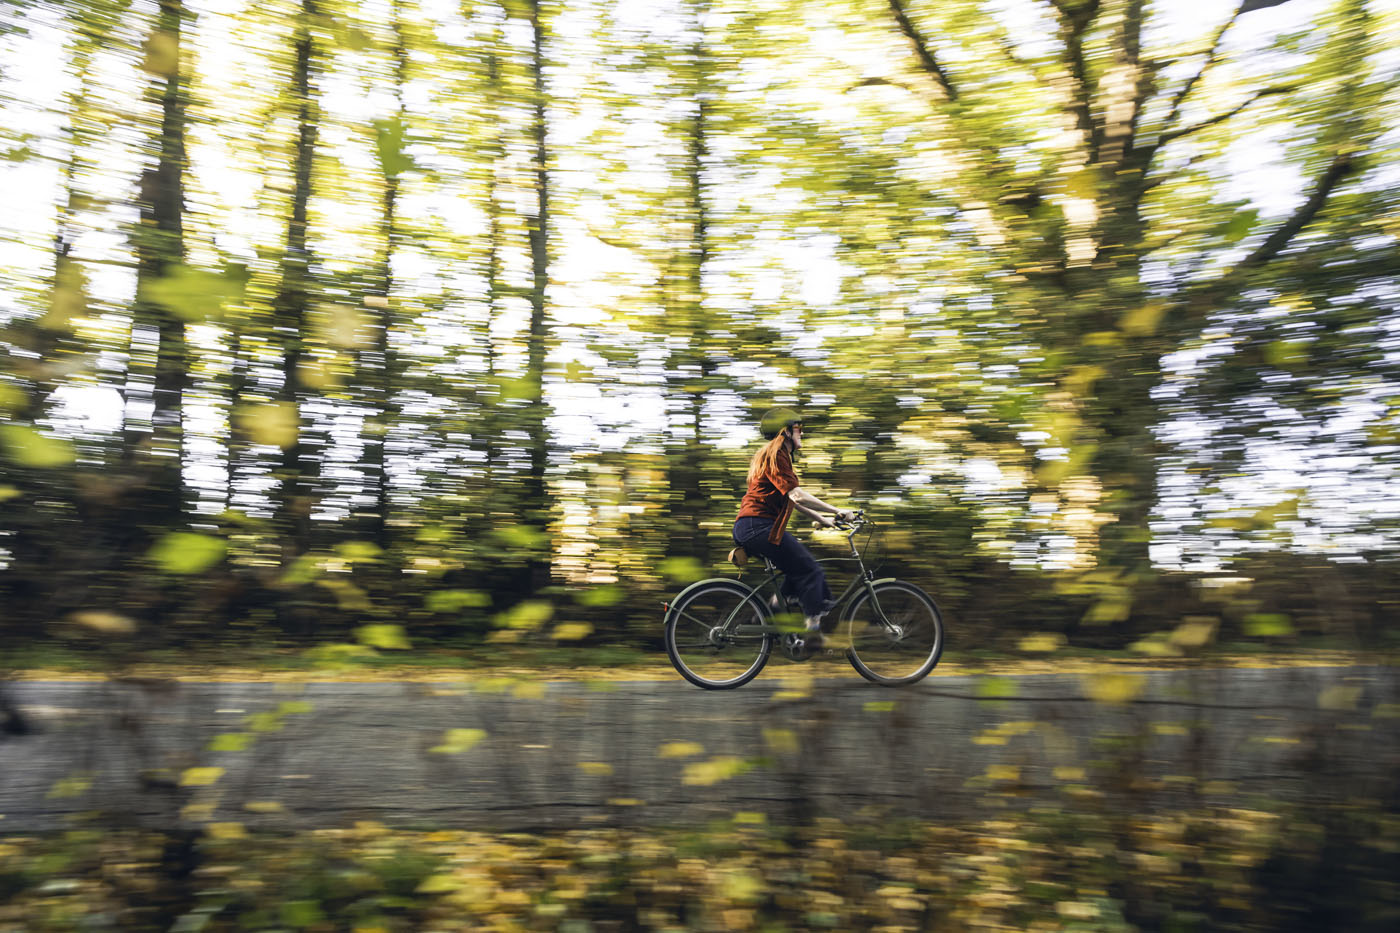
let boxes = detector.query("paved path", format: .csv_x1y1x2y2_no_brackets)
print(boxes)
1,665,1394,831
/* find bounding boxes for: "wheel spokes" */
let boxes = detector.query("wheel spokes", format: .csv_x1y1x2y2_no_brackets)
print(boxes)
667,585,771,687
846,585,941,682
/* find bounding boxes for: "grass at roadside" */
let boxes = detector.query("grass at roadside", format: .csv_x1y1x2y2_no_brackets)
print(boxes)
4,638,1384,683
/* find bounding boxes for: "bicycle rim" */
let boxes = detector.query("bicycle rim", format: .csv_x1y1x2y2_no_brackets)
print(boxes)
665,580,772,689
843,581,944,686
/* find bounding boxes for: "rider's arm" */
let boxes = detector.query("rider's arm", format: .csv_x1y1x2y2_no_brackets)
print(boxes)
788,487,852,522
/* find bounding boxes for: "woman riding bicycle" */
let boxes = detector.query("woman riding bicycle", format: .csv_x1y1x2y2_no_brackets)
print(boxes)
732,408,854,645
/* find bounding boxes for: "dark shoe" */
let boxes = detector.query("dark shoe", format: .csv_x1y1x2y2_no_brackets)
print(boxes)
782,633,820,661
781,633,805,660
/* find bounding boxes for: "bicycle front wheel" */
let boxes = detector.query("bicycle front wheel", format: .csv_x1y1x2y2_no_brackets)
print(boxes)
664,579,773,690
842,580,944,686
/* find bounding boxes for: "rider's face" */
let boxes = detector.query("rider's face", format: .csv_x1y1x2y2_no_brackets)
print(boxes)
787,423,803,449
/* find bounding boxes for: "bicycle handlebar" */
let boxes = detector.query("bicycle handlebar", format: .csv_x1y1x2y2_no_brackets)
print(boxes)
812,509,868,532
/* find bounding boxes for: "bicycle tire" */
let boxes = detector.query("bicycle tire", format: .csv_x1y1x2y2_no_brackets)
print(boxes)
664,578,773,690
842,580,944,686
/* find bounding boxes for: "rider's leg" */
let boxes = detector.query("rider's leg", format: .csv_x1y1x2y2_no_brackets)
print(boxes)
732,520,799,616
766,531,833,631
734,521,833,637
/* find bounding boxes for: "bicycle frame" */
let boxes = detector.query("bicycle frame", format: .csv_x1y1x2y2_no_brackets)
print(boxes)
719,519,896,640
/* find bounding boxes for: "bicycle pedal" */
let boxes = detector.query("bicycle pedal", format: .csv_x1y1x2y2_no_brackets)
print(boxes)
781,633,810,661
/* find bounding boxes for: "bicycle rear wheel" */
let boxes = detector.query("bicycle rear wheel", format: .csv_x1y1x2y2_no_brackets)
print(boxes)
842,580,944,686
664,579,773,690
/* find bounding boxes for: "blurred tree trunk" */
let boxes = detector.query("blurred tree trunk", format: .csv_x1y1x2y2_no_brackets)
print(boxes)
521,0,552,593
482,42,504,486
1054,0,1157,585
0,2,130,626
271,0,323,560
665,0,715,560
124,0,190,526
362,0,410,551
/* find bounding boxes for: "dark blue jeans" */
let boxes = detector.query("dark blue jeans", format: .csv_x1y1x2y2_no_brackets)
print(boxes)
733,516,833,618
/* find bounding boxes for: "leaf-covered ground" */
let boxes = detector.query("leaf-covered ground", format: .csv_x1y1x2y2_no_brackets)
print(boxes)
1,802,1395,932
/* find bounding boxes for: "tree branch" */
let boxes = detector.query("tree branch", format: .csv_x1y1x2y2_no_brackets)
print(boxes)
1139,145,1211,197
1146,0,1302,166
1238,0,1298,13
1050,0,1101,158
1158,85,1293,146
1159,9,1241,142
987,17,1052,82
1240,151,1354,268
845,76,918,95
1173,151,1358,316
887,0,957,101
586,224,648,254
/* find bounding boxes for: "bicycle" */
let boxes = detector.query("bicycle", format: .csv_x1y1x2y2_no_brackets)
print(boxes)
663,512,944,689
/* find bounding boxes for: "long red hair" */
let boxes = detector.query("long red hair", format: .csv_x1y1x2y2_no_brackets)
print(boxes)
747,432,792,484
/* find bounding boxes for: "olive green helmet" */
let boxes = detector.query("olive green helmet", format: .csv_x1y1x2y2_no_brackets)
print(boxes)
760,407,803,440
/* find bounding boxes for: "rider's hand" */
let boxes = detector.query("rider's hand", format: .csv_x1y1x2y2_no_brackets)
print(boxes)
835,509,856,524
812,514,837,529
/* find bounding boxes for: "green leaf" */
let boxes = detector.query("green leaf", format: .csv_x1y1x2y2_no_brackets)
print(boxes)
148,532,226,575
1264,340,1308,369
0,424,76,468
426,589,491,612
208,732,253,752
576,584,623,607
975,676,1018,701
551,622,592,641
332,21,374,52
1018,632,1066,653
681,755,754,786
429,727,487,754
41,257,88,330
659,556,706,584
141,29,178,76
416,874,460,893
47,773,93,799
357,623,411,650
280,900,326,929
246,712,284,733
0,382,26,413
236,402,298,449
375,116,412,178
1244,613,1294,637
491,524,549,552
494,600,554,630
1119,302,1166,338
1222,209,1258,244
281,553,321,585
1082,673,1146,704
416,523,451,544
139,264,244,322
307,643,379,665
337,540,383,562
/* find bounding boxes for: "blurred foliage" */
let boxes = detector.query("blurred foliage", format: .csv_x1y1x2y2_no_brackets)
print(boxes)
0,0,1397,655
0,800,1394,931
